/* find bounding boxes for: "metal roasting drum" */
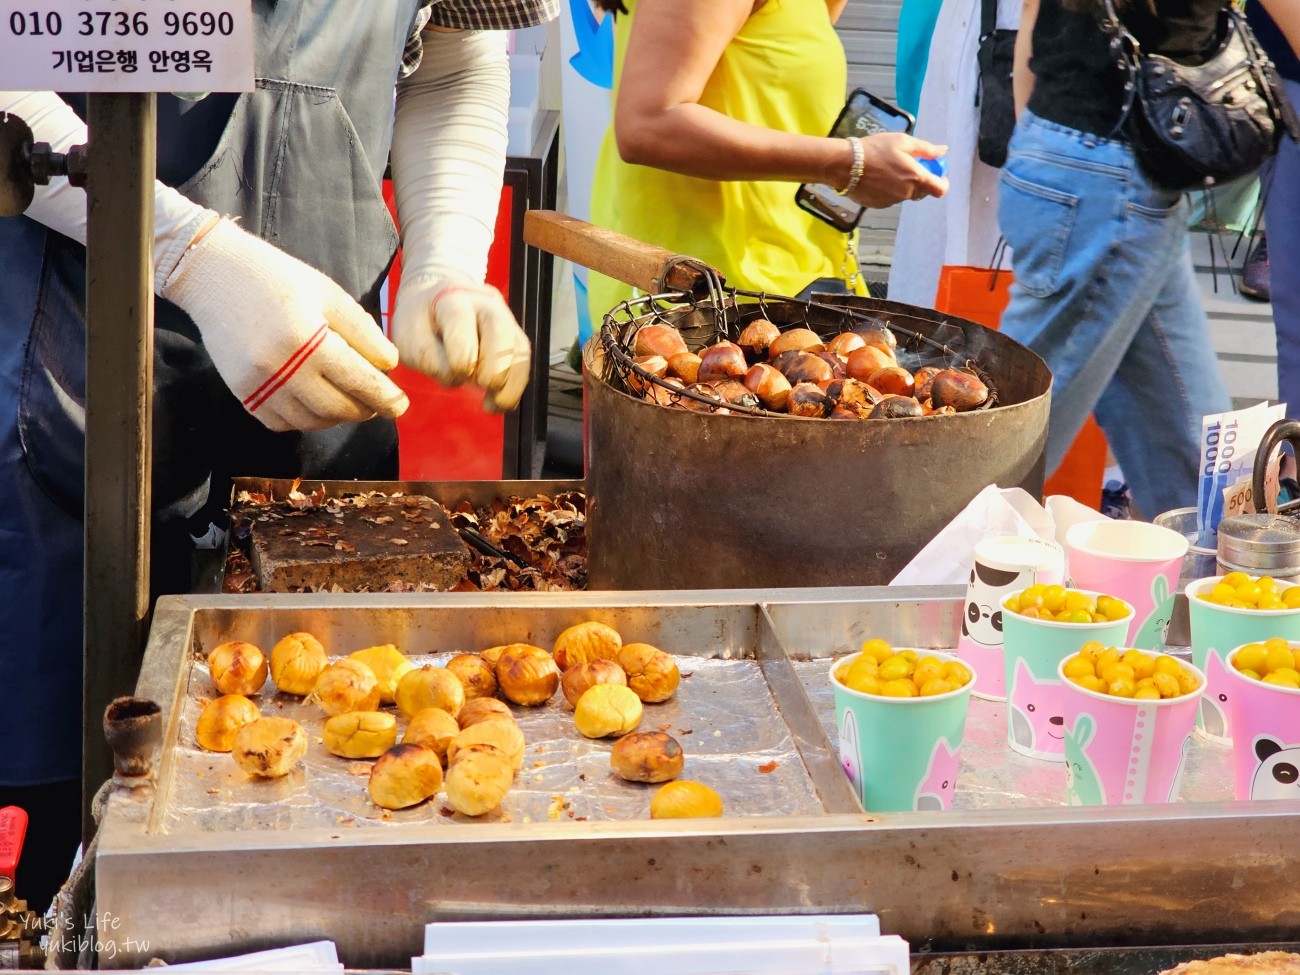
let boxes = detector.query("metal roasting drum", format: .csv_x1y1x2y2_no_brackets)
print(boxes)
524,212,1052,590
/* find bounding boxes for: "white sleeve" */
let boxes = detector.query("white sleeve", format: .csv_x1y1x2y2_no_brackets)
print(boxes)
1,90,216,293
389,27,510,287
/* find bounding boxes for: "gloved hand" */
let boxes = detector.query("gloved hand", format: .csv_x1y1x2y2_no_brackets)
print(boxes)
390,275,531,413
161,219,410,432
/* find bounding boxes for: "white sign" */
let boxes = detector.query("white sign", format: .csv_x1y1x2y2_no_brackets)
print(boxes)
0,0,254,93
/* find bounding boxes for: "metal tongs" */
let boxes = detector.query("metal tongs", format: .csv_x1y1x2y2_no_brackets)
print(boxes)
456,525,528,568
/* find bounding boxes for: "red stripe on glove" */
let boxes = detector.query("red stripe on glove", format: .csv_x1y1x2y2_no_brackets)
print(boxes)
243,324,330,413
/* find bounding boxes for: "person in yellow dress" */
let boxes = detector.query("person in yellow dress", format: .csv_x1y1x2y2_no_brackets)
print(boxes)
587,0,948,325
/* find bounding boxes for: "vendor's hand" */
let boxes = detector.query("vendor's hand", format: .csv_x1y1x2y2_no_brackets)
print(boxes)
160,218,410,432
850,133,950,209
390,276,532,413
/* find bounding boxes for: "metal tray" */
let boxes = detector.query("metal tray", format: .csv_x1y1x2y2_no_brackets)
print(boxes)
95,587,1300,968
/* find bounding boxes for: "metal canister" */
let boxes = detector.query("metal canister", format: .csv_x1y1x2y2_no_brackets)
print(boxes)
1215,513,1300,583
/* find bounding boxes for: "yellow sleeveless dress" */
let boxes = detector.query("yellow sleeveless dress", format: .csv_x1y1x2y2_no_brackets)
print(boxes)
587,0,858,326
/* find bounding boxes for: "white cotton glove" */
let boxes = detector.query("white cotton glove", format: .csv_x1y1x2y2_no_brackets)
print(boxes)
389,27,531,412
161,219,410,432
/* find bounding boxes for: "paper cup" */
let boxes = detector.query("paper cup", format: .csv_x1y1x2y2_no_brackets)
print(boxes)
957,535,1066,701
830,651,975,812
1000,593,1133,761
1225,643,1300,800
1185,577,1300,744
1066,520,1189,650
1057,655,1203,805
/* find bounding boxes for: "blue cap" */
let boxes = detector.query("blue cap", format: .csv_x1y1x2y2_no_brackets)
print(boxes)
918,155,948,178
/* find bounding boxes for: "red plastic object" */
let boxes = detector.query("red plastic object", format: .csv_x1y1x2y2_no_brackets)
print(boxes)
381,180,512,481
0,806,28,881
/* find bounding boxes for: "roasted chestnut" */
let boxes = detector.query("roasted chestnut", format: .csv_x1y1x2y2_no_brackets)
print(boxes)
816,350,848,379
310,658,382,717
707,379,760,409
231,717,308,779
195,694,261,752
610,731,685,783
447,719,526,770
866,365,915,399
869,395,925,419
322,710,398,759
736,318,780,362
929,368,990,411
574,683,643,738
368,743,443,810
445,653,499,700
394,665,465,720
826,331,867,357
628,354,669,394
786,382,832,418
207,641,268,697
495,643,560,706
677,382,726,412
743,363,792,411
348,644,413,705
269,632,328,696
457,697,516,729
825,377,881,413
403,706,461,761
776,350,833,387
443,745,513,816
696,341,748,382
667,351,702,384
767,327,825,358
617,643,681,702
913,365,943,403
830,404,867,419
561,658,628,707
852,324,898,356
923,402,958,416
649,780,724,819
845,346,895,383
633,323,688,359
553,620,623,670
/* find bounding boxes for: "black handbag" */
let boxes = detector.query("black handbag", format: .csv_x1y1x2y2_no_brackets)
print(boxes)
1103,0,1299,191
976,0,1017,168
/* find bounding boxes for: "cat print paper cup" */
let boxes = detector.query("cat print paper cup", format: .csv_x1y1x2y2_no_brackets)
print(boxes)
830,645,975,812
1000,590,1133,761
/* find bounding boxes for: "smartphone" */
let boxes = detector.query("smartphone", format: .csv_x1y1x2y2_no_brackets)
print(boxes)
796,88,916,233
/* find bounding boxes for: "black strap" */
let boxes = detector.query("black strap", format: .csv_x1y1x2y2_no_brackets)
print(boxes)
980,0,997,41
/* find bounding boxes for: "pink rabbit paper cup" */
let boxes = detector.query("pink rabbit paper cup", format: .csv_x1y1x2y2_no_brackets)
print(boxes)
1185,577,1300,744
1065,519,1188,651
1225,643,1300,801
1056,654,1203,806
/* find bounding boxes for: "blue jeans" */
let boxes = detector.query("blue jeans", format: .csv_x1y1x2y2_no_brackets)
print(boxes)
1265,78,1300,421
998,111,1231,517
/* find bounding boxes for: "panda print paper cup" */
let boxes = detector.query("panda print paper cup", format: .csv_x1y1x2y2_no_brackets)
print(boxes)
958,535,1066,701
1225,641,1300,801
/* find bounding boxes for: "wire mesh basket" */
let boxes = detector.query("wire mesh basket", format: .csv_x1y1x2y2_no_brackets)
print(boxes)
596,258,998,418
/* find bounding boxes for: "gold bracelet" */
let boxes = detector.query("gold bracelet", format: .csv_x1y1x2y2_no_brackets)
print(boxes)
836,137,865,196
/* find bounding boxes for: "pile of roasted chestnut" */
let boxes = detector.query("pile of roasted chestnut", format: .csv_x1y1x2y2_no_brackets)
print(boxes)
625,319,990,419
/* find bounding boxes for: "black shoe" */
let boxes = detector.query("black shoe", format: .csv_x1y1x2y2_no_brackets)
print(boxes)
1240,234,1271,302
1100,479,1133,520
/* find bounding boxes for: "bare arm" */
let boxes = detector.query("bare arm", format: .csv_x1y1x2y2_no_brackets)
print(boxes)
613,0,946,205
1257,0,1300,55
826,0,850,22
1013,0,1039,118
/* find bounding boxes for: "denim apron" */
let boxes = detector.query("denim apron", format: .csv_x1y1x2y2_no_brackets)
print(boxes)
0,0,423,784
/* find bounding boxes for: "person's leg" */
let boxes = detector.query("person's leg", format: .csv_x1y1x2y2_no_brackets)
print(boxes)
997,113,1189,477
1093,234,1231,517
1266,79,1300,420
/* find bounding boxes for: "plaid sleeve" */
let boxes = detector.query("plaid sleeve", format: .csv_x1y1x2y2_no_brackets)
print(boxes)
399,2,437,78
428,0,559,31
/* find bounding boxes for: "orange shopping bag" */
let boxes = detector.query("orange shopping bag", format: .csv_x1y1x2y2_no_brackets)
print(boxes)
933,264,1107,510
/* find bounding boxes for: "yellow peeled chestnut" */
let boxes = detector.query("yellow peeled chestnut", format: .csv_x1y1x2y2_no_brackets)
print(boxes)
309,658,381,716
444,744,514,816
403,707,462,763
610,731,684,783
322,710,398,759
368,743,443,810
496,644,559,706
574,683,642,739
552,621,623,670
649,780,723,819
480,645,509,670
617,643,680,703
395,665,465,720
560,659,627,707
231,716,308,778
348,644,413,704
269,632,328,696
446,719,525,771
445,653,499,700
457,697,515,729
195,694,260,752
207,640,268,697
